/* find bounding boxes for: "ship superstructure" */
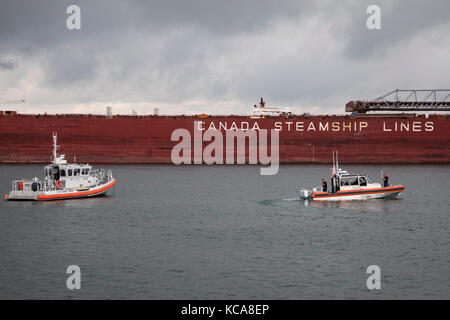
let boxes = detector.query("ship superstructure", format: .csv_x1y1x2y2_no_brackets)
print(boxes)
250,97,293,118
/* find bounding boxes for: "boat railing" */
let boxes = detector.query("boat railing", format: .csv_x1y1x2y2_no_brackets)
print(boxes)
90,169,100,175
90,169,104,179
106,169,113,182
11,178,56,192
11,180,27,191
90,168,113,184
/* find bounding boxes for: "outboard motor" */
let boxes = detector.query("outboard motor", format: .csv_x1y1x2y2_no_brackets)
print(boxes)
299,189,312,200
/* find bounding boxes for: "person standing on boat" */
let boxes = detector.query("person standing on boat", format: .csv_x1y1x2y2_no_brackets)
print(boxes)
383,173,389,187
330,170,337,193
322,178,327,192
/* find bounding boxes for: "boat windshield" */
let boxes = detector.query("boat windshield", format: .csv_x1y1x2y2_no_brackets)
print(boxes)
340,176,359,186
366,176,374,184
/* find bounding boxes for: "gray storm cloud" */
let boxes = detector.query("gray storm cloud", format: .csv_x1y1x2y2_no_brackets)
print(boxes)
0,0,449,115
0,58,17,70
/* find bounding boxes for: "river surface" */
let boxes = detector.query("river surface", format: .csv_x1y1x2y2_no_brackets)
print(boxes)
0,164,449,299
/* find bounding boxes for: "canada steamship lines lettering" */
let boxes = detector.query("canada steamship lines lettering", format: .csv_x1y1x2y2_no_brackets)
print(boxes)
197,120,435,132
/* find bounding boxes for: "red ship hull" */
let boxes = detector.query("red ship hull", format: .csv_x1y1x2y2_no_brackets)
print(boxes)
0,113,449,163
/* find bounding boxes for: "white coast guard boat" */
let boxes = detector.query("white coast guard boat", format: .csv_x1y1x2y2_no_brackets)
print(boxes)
4,133,116,201
298,151,405,201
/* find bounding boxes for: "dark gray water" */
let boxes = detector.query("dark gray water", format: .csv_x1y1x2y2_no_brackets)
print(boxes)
0,164,449,299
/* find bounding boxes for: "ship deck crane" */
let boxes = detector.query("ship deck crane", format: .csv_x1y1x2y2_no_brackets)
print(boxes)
346,89,450,113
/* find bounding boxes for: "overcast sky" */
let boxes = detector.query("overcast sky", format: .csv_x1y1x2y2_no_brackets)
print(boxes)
0,0,449,115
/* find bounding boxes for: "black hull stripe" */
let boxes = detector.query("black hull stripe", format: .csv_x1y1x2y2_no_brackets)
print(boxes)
314,187,404,198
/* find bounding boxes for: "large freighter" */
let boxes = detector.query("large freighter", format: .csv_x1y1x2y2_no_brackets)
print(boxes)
1,90,449,164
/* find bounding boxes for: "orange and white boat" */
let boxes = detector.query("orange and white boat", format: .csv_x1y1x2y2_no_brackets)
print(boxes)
298,151,405,201
4,133,116,201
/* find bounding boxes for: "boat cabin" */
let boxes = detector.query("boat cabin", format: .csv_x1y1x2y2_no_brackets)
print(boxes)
332,173,380,192
44,163,94,189
339,175,374,187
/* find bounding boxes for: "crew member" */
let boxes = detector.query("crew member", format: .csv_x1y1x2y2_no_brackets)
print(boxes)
383,173,389,187
330,171,336,193
322,178,327,192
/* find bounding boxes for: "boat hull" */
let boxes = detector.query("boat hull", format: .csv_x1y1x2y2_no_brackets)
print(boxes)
311,185,405,201
0,114,449,164
4,179,116,201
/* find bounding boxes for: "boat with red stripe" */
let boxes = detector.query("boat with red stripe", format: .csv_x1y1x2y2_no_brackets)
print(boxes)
298,151,405,201
4,133,116,201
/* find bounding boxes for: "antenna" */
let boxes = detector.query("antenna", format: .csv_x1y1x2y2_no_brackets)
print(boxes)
52,132,58,164
332,151,335,173
336,150,339,173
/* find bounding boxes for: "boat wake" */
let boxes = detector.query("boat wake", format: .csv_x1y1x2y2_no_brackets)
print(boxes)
260,196,403,212
260,197,301,206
